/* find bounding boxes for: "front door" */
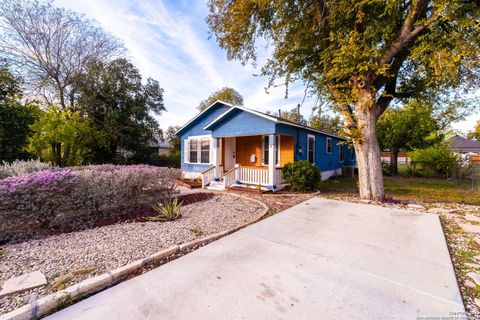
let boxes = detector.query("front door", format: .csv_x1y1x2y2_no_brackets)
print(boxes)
224,137,236,171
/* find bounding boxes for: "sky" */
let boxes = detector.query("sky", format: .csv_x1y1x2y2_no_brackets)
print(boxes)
54,0,479,134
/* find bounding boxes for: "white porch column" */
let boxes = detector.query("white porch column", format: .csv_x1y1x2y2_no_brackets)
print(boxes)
212,138,221,178
268,134,277,188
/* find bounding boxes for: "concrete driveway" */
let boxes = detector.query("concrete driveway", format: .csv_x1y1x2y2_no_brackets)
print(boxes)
46,198,464,320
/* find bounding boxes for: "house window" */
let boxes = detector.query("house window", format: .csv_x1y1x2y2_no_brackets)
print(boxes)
326,137,332,154
187,137,211,164
350,147,355,160
339,145,344,162
307,135,315,164
189,140,198,163
201,139,210,163
262,135,280,165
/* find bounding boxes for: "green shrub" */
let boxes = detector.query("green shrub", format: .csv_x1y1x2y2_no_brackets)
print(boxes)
282,160,320,192
410,142,459,176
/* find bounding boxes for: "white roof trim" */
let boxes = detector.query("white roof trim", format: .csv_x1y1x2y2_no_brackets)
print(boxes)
175,100,233,135
203,105,346,140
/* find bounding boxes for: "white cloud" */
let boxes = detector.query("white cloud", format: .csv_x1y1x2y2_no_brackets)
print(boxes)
54,0,313,130
56,0,479,134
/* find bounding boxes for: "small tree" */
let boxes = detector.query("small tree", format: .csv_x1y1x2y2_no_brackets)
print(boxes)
0,66,39,161
467,121,480,140
164,125,181,158
28,106,92,166
309,114,343,135
410,141,459,177
198,87,243,112
376,100,439,175
279,107,307,125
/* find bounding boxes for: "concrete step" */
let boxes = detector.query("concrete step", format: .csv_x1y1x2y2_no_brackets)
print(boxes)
206,184,225,191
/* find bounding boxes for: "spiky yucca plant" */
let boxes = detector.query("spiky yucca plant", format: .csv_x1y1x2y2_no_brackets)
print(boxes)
151,197,183,221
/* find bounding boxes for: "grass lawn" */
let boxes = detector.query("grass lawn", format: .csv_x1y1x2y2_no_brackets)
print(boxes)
317,175,480,205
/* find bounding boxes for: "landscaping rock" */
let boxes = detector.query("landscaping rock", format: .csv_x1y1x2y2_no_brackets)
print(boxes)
475,298,480,308
407,203,425,210
0,271,46,298
467,272,480,286
459,223,480,234
464,280,477,289
427,207,452,215
466,214,480,223
0,193,266,315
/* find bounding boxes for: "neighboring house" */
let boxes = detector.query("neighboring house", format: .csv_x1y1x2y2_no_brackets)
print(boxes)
381,152,411,165
176,100,355,191
150,137,172,156
448,135,480,155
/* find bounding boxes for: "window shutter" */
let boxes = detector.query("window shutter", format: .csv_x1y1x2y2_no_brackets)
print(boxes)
209,138,214,164
184,139,189,163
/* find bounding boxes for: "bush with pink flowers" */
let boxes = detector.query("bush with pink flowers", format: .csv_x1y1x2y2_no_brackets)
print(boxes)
0,165,181,242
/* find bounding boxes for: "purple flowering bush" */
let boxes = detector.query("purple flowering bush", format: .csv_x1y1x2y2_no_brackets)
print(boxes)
0,165,181,241
0,159,51,179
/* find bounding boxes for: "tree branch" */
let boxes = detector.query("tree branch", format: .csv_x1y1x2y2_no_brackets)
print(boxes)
379,1,440,66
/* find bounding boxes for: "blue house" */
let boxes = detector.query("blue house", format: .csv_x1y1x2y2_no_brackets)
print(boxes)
176,100,355,191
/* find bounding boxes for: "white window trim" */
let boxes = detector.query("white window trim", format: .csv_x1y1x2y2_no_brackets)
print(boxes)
326,137,332,154
307,134,316,164
339,144,344,163
185,135,213,165
261,135,281,166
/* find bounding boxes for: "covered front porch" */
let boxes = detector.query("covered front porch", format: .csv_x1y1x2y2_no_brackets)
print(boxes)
201,134,293,191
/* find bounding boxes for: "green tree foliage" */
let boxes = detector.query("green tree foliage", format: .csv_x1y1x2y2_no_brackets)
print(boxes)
410,141,459,177
207,0,480,201
76,58,165,163
467,120,480,140
164,126,181,158
0,66,39,161
376,100,439,174
309,114,343,135
28,106,92,166
279,107,307,125
198,87,243,112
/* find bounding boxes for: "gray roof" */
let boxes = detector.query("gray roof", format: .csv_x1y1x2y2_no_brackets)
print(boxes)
448,135,480,149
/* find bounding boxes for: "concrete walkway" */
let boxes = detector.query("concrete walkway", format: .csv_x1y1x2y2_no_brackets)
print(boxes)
46,198,464,320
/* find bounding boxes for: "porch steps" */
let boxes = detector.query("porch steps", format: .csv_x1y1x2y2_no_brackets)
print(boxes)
206,180,225,191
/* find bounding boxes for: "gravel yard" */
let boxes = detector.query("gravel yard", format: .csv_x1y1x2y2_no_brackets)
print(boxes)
0,193,265,315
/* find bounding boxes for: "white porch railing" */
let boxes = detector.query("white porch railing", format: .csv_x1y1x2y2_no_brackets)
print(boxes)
203,165,286,189
200,166,216,189
214,166,224,179
239,167,269,185
223,166,238,187
201,165,225,188
274,168,286,185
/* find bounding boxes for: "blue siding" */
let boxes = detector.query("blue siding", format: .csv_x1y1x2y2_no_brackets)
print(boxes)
179,103,231,172
276,124,353,172
209,109,276,137
178,105,356,173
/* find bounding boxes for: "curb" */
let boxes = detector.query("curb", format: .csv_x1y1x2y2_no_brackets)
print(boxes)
0,192,270,320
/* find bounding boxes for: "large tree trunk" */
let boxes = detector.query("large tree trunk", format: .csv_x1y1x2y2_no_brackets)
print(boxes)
390,149,399,175
353,106,385,201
